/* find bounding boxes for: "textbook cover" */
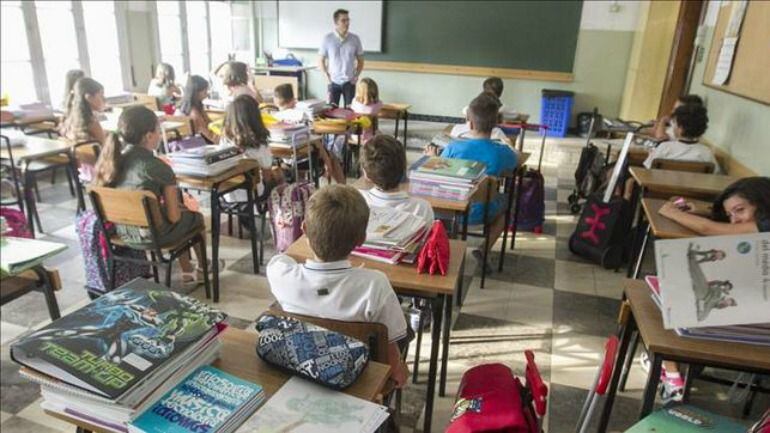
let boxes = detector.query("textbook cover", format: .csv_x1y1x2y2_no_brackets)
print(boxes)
409,156,486,182
10,283,227,400
129,366,264,433
625,404,746,433
655,233,770,329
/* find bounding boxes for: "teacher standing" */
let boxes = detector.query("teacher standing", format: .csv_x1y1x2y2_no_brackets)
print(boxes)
318,9,364,107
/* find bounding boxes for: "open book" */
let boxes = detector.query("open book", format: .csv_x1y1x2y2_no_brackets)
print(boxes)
0,237,67,276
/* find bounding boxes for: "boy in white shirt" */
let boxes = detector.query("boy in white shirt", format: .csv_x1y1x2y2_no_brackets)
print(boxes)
643,103,719,172
266,185,409,388
359,135,435,225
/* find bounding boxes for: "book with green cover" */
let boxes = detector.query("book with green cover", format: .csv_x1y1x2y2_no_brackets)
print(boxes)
409,156,486,181
0,237,67,277
626,405,746,433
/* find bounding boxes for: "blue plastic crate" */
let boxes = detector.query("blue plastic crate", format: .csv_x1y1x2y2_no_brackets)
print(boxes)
540,90,574,137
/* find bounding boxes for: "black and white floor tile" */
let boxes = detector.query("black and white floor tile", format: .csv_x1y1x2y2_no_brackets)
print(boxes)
1,127,766,432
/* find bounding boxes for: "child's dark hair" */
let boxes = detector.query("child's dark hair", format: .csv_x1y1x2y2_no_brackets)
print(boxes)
179,75,209,116
62,77,104,139
154,63,176,86
483,77,504,98
678,94,703,107
223,95,269,150
222,61,249,87
468,93,501,134
361,135,405,191
274,84,294,103
333,8,349,22
672,103,708,138
94,106,158,187
712,177,770,223
62,69,85,112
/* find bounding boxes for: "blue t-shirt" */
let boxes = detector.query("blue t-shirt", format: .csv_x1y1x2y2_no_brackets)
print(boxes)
442,138,518,224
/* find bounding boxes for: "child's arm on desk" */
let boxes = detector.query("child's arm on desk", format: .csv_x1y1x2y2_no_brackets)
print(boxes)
658,201,758,235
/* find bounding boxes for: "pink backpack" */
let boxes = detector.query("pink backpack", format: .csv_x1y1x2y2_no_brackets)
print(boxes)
0,207,33,239
268,182,315,252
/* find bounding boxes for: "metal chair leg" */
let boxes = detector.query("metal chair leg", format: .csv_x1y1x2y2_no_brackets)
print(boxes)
618,331,640,392
199,235,211,300
412,310,424,384
164,260,173,288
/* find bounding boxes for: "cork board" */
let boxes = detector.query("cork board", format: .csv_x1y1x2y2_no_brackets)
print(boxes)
703,1,770,105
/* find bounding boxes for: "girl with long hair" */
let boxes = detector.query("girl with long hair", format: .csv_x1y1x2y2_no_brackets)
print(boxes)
178,75,218,143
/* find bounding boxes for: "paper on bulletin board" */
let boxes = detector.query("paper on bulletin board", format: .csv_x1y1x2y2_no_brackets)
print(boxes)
712,37,738,85
726,0,748,37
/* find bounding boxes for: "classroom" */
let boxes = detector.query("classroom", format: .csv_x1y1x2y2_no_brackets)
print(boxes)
1,1,769,432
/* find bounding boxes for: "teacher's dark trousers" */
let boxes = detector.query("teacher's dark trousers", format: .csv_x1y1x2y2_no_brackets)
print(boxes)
328,81,355,107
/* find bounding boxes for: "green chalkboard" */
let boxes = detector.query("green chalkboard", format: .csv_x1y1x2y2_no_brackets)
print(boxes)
367,0,583,73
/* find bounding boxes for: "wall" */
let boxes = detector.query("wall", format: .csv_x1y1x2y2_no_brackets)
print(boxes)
688,1,770,176
257,0,641,122
619,0,681,121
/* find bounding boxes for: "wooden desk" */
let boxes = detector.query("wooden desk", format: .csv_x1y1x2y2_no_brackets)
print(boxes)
176,160,262,301
269,135,322,185
598,280,770,430
285,236,467,433
379,103,411,145
44,327,390,433
629,167,739,199
642,198,706,239
0,134,85,235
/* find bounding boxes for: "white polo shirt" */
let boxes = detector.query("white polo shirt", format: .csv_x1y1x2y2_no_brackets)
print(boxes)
266,255,408,342
359,188,435,225
643,139,721,173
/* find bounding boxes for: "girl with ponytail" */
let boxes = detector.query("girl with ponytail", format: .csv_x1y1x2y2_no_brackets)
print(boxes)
61,77,107,182
93,105,211,286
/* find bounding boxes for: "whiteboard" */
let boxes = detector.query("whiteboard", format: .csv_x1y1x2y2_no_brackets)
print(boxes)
277,1,383,52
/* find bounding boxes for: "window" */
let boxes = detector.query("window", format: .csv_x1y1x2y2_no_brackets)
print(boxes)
81,1,124,96
156,1,185,79
186,1,210,77
209,1,233,65
0,1,37,104
35,0,80,109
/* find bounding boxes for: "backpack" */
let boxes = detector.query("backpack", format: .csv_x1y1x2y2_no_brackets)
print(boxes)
568,193,632,269
514,169,545,233
268,182,315,253
76,210,149,296
0,207,33,239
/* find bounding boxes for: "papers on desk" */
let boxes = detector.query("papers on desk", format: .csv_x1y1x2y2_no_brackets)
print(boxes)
407,156,486,201
352,206,428,264
0,237,67,276
169,145,243,177
267,123,310,149
234,376,389,433
654,233,770,330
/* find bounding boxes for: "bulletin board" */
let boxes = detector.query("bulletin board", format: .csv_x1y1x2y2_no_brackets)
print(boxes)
703,1,770,105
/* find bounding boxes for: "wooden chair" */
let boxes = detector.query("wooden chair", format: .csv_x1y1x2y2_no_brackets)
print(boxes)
1,267,62,320
88,186,212,298
651,158,716,174
161,115,193,142
131,93,160,111
465,176,505,289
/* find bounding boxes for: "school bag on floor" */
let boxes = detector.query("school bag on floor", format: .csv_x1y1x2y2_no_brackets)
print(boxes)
0,207,33,239
76,210,149,297
446,352,548,433
513,124,547,233
268,182,315,253
568,193,631,269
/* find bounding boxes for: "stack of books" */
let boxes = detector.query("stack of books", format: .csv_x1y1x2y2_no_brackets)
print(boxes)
267,122,310,149
0,237,67,277
11,281,229,433
626,404,746,433
168,145,242,176
352,206,429,264
129,366,264,433
235,376,389,433
408,156,486,201
650,232,770,346
296,98,327,118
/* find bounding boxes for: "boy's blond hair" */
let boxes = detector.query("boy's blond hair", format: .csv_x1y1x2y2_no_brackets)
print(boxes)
305,185,369,261
355,78,379,106
361,135,405,191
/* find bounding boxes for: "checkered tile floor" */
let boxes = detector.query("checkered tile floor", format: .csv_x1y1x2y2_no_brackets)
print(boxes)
1,125,766,432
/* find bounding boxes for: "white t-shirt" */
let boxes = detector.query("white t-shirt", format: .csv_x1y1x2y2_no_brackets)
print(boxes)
266,255,408,342
643,139,720,173
450,123,511,145
359,187,434,225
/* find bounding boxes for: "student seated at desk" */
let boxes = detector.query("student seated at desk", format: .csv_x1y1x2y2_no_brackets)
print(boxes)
645,94,703,141
659,177,770,235
220,61,262,104
221,95,282,204
443,93,518,268
270,84,308,124
60,77,107,182
178,75,219,144
147,63,181,108
450,92,511,146
642,103,718,171
266,185,409,388
350,77,382,143
359,135,434,225
93,106,210,286
61,69,85,113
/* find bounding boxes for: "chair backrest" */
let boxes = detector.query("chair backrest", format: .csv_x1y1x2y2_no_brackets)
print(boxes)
71,139,102,162
651,158,715,174
162,115,193,138
268,303,389,364
253,75,299,102
131,93,160,111
88,186,163,228
470,175,500,207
